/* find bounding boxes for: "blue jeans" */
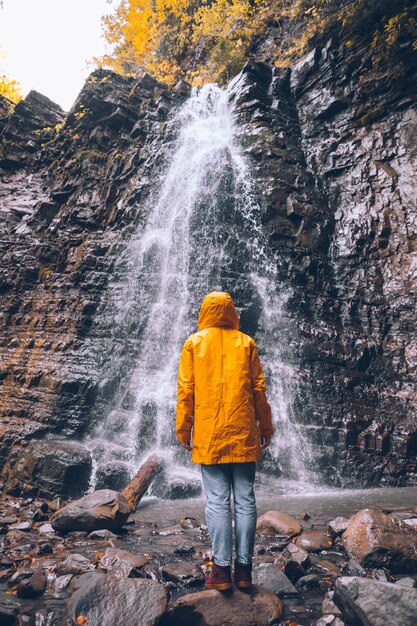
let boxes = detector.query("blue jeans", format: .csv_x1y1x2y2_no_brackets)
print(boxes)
200,462,257,567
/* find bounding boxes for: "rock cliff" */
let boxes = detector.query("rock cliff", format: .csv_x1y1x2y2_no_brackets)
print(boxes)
0,31,416,489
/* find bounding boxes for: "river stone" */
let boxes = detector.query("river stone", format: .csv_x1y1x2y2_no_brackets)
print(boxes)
161,561,204,585
334,576,417,626
99,548,147,577
328,517,350,537
315,616,345,626
8,521,31,531
322,590,342,616
9,568,36,586
342,508,417,573
0,516,17,527
65,572,168,626
0,591,20,626
256,511,302,537
169,585,283,625
295,574,322,591
294,532,332,552
95,461,131,491
87,529,118,539
51,489,131,532
252,562,299,596
4,440,92,499
152,468,202,499
16,571,47,598
282,542,309,565
59,553,94,575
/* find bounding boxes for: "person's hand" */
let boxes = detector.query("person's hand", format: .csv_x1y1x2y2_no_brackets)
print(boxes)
261,435,271,450
181,441,192,452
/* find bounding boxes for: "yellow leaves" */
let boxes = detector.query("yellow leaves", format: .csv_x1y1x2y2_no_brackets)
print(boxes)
97,0,417,88
73,105,91,121
40,266,53,279
0,74,23,103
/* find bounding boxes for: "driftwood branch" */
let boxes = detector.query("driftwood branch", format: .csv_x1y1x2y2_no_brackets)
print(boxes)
122,453,163,512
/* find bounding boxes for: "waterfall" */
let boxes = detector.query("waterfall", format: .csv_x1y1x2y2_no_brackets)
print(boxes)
86,83,317,492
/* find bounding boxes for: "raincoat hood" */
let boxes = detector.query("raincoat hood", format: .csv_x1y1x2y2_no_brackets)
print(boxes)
198,291,239,331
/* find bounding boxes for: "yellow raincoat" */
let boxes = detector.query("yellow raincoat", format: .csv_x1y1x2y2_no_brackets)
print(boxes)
176,291,274,464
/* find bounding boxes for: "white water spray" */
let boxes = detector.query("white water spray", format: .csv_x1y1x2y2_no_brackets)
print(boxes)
87,83,317,491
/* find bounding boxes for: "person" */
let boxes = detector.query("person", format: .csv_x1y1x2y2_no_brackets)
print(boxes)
176,290,274,591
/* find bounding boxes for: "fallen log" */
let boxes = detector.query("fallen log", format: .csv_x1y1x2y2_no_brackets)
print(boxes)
51,454,163,532
122,453,163,512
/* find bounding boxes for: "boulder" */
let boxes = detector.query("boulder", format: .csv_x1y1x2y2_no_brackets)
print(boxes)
293,532,332,552
0,590,20,626
169,585,283,625
51,489,131,532
252,563,299,596
4,440,92,499
342,509,417,573
99,548,148,577
65,572,168,626
152,466,202,499
256,511,302,537
161,561,204,585
95,461,131,490
334,576,417,626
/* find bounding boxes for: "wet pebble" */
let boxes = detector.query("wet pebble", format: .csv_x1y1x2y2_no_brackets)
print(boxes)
294,532,332,552
161,560,204,585
296,573,323,591
16,571,47,598
328,517,350,537
36,542,53,556
54,574,73,592
88,529,118,539
252,562,299,596
59,553,94,575
9,521,31,531
179,516,200,529
0,516,18,527
9,568,35,586
38,523,54,534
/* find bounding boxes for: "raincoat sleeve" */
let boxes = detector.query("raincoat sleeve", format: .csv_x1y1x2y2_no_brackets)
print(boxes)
176,338,195,444
250,341,274,438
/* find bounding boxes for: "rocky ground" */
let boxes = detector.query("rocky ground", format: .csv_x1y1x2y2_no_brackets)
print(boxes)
1,492,416,626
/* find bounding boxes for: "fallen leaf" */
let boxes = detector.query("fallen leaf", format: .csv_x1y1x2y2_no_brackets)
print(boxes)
75,616,88,625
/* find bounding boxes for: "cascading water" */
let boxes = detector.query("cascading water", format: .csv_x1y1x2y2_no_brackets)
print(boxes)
86,83,317,493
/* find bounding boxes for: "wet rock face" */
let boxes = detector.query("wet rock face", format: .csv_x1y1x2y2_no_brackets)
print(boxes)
0,70,187,483
230,38,417,485
3,440,92,498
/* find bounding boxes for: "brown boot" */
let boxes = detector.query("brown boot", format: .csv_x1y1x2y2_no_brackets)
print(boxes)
205,562,233,591
233,559,252,589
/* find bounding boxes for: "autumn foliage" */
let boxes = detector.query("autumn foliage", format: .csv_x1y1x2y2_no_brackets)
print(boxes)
98,0,417,86
0,74,23,104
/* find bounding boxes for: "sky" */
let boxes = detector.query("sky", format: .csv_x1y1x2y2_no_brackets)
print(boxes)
0,0,116,110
